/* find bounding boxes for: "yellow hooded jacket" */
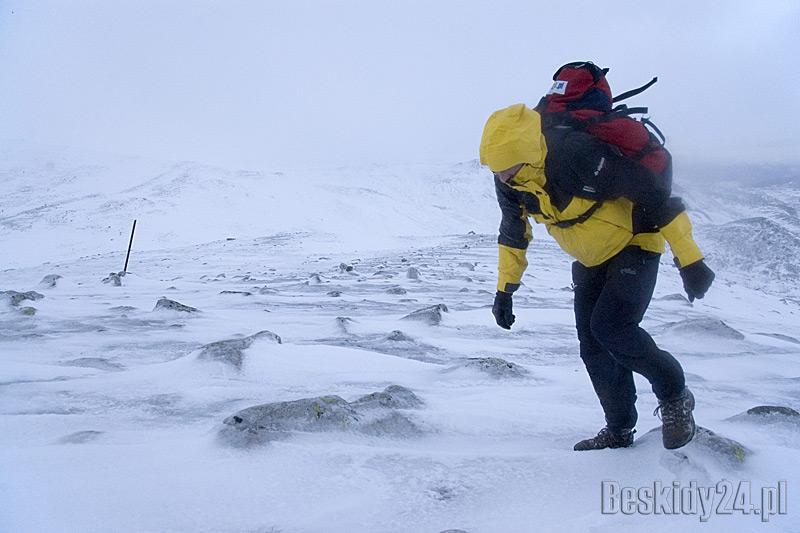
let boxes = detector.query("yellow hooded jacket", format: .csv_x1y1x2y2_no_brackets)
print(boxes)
480,104,704,293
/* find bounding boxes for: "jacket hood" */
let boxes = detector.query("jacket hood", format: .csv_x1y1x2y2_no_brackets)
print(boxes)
479,104,547,172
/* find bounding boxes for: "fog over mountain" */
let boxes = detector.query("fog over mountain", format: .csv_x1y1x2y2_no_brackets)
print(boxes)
1,1,798,169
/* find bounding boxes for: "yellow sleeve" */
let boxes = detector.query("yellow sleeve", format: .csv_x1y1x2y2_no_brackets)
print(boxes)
659,211,704,268
498,244,529,292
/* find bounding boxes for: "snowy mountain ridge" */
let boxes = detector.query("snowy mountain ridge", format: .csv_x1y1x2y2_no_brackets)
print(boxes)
3,143,799,297
0,143,497,269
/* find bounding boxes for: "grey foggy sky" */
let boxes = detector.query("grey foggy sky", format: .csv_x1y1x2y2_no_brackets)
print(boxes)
0,0,798,170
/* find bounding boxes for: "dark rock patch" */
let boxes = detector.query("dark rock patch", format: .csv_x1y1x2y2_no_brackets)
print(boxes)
446,357,529,379
386,287,408,295
361,410,422,437
401,304,448,325
154,297,198,313
259,287,280,295
746,405,800,417
336,316,354,334
658,318,745,340
351,385,424,409
198,330,282,368
221,395,359,445
102,272,125,286
62,357,124,371
57,430,104,444
220,385,424,445
727,405,800,426
110,305,138,313
640,425,749,465
219,290,252,296
1,290,44,307
39,274,62,289
385,330,414,342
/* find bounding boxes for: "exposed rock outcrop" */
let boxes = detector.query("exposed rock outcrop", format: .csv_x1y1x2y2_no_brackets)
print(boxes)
219,385,424,445
445,357,529,379
401,304,448,325
153,297,198,313
197,330,282,368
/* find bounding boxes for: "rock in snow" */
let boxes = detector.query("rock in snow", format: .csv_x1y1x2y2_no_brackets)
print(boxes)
401,304,448,325
727,405,800,426
640,425,750,465
335,316,354,334
57,430,104,444
101,272,126,286
745,405,800,417
351,384,424,409
153,297,199,313
62,357,125,371
386,286,408,295
0,290,44,307
38,274,62,288
447,357,529,379
219,385,423,445
659,317,745,340
385,329,414,342
218,290,252,296
197,330,282,368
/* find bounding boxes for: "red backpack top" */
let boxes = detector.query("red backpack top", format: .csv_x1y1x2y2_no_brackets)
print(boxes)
535,61,670,181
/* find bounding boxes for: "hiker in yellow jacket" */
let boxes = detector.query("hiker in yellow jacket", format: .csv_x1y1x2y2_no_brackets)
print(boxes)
479,98,715,451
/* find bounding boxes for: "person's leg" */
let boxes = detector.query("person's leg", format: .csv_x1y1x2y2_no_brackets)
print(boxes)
589,247,686,402
572,260,638,433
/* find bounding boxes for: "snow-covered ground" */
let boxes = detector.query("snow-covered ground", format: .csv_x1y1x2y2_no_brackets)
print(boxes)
2,144,800,532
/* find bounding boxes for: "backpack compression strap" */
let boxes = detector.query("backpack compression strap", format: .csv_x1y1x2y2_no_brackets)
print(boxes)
613,77,658,103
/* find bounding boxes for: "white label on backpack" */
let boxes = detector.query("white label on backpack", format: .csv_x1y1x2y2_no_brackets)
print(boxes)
548,80,568,95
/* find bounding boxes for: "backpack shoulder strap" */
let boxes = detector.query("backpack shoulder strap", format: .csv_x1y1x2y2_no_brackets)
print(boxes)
552,201,605,229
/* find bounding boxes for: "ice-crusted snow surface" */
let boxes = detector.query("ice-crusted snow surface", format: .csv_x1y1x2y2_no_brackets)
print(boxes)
2,146,800,532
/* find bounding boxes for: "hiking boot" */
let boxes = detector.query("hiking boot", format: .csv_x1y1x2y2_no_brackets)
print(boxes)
573,427,635,451
654,388,696,450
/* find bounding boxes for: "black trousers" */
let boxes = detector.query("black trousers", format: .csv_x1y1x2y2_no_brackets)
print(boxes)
572,246,685,432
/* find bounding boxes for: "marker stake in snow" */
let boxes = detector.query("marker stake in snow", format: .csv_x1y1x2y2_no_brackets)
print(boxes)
123,219,137,273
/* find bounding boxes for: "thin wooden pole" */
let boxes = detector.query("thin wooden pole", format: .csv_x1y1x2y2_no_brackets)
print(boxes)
123,219,137,273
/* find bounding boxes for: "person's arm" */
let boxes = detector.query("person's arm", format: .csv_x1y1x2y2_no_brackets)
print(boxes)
495,177,532,294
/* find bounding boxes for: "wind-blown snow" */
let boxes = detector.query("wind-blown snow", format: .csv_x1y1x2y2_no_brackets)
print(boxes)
1,144,799,532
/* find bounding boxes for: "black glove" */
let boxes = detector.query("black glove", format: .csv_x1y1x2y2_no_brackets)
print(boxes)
492,291,515,329
679,260,715,302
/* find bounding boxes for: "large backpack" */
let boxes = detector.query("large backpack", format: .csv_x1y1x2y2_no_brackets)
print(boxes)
534,61,671,189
